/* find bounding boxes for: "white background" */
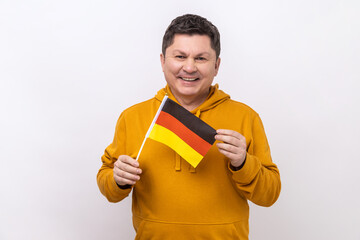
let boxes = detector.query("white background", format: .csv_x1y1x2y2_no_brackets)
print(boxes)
1,0,359,239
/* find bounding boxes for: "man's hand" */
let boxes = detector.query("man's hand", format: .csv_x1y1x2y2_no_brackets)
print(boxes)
114,155,142,187
215,129,247,168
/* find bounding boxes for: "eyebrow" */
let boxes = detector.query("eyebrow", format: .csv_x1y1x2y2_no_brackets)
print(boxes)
171,49,211,57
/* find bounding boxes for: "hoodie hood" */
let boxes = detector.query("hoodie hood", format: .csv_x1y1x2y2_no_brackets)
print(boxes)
154,84,230,115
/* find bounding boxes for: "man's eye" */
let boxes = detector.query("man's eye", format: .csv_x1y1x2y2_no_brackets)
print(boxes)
196,57,207,61
175,55,186,59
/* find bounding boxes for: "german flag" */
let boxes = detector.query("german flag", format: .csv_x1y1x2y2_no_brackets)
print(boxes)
144,96,216,168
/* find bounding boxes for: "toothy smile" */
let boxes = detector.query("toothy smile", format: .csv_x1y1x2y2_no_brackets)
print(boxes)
180,77,199,81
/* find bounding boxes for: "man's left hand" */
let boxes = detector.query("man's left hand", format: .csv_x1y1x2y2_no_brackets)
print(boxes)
215,129,247,168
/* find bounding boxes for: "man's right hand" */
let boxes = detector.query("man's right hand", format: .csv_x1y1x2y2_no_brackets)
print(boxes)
113,155,142,187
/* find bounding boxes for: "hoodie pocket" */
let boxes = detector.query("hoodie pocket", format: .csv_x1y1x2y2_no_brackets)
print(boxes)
134,220,147,240
134,219,248,240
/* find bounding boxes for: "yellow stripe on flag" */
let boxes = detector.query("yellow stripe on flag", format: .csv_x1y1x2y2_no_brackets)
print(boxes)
149,124,204,168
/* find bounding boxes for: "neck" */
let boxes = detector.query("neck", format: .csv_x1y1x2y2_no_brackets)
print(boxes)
173,91,209,112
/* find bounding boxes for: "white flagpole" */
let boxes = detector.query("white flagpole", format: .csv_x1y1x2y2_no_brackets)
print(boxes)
136,95,168,161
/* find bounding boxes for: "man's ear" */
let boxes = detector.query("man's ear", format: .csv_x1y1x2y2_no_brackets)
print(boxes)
214,57,221,76
160,53,165,72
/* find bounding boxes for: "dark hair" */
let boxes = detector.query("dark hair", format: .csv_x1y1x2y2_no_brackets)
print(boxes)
162,14,221,59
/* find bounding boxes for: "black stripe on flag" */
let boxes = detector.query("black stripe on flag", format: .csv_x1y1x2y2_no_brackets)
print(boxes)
161,98,216,145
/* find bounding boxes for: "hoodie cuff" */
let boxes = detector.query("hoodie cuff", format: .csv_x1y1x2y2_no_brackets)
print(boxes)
228,153,262,184
111,175,132,195
230,157,246,171
116,182,132,190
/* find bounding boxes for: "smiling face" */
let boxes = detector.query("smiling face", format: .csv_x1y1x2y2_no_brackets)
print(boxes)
160,34,221,109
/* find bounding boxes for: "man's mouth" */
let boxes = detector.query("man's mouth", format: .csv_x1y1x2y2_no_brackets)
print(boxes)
180,77,200,82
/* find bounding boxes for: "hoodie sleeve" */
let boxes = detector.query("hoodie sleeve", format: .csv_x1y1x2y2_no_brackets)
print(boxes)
228,114,281,207
97,113,133,202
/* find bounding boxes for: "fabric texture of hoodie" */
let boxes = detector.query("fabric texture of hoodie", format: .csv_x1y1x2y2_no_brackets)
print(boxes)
97,84,281,239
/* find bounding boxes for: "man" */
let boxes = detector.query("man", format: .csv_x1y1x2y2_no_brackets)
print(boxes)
97,14,281,239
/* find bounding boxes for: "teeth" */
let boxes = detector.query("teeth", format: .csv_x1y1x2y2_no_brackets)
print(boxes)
181,77,197,81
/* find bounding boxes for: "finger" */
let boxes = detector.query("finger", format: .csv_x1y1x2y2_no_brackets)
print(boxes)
118,155,139,167
217,147,241,161
215,134,241,147
114,174,137,186
216,142,241,154
114,164,142,179
114,167,141,182
120,162,142,175
114,158,142,175
217,144,246,167
216,129,243,139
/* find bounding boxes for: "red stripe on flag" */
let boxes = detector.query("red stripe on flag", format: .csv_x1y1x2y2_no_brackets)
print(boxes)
155,111,212,156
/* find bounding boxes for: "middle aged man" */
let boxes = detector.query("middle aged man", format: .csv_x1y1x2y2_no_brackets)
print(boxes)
97,14,281,239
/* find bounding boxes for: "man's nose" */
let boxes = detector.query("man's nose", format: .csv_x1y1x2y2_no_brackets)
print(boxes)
182,58,197,73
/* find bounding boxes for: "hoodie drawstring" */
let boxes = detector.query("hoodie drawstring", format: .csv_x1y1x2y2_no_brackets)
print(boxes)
195,109,201,118
175,154,181,171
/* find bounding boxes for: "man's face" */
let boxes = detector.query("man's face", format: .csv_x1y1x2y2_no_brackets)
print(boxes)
160,34,220,104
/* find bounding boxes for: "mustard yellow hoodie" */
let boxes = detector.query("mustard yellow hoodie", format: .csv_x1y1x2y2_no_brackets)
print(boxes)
97,85,281,239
